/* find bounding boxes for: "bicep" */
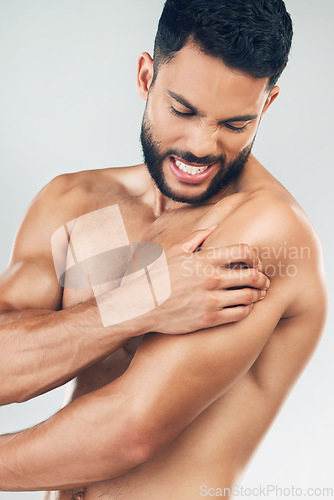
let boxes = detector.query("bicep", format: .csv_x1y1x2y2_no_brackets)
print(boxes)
0,258,62,313
251,283,327,398
116,284,285,449
0,177,71,313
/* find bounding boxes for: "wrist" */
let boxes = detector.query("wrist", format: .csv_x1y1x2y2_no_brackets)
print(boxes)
124,308,158,337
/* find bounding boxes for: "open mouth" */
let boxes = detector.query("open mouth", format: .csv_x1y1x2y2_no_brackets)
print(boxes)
169,156,215,184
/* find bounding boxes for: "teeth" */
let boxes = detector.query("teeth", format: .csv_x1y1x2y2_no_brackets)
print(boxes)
175,159,209,175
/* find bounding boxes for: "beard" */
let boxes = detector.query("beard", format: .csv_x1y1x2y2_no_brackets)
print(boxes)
140,112,254,205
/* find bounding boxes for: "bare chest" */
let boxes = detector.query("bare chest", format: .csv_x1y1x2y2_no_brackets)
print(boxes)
61,195,217,400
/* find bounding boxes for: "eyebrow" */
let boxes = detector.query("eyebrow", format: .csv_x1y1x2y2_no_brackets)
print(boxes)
166,90,259,124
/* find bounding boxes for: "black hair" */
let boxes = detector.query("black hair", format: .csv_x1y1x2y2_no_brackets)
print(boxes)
153,0,293,90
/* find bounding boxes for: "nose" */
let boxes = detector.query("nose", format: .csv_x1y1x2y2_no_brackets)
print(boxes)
184,122,219,161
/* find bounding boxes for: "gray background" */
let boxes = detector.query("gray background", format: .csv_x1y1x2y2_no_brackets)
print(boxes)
0,1,333,498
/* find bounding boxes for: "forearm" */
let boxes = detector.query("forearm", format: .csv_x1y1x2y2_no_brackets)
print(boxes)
0,382,139,491
0,292,281,491
0,300,151,405
0,298,279,492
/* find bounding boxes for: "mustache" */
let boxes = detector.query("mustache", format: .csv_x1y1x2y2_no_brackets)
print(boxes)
164,150,225,166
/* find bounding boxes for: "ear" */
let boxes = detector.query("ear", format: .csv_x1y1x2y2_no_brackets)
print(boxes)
261,85,280,117
137,52,154,101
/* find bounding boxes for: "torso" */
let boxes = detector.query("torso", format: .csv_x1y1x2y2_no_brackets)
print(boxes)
45,160,318,500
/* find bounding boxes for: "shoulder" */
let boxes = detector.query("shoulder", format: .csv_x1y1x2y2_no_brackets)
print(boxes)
209,182,319,267
44,164,148,201
10,167,126,262
36,167,121,207
21,166,128,222
205,179,327,323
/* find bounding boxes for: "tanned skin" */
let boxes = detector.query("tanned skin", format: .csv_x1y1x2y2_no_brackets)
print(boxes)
0,44,327,500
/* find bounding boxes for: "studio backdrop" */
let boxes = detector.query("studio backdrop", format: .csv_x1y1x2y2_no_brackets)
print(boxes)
0,1,333,499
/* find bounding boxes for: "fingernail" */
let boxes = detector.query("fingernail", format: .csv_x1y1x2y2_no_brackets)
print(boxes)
266,279,270,289
261,290,266,298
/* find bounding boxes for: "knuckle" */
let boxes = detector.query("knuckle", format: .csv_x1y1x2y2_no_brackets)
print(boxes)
243,290,254,304
203,275,219,290
204,293,218,311
182,243,192,253
236,306,250,320
202,311,218,327
249,268,258,282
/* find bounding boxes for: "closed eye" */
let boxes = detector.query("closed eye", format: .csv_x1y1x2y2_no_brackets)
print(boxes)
170,106,194,118
224,123,248,133
171,105,249,132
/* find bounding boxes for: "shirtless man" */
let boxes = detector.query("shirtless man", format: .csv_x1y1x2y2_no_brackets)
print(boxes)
0,0,327,499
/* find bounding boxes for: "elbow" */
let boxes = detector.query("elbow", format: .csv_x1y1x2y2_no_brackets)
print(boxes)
120,426,160,470
90,421,158,479
82,391,175,478
125,437,156,469
107,413,168,474
120,411,170,469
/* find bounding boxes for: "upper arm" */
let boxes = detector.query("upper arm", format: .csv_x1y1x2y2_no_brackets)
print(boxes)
250,233,328,397
114,283,284,455
0,174,77,313
107,201,327,455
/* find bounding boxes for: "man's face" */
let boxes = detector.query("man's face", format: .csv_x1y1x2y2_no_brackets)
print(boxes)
139,43,277,205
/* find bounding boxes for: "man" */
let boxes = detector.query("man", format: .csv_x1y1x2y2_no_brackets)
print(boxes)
0,0,327,499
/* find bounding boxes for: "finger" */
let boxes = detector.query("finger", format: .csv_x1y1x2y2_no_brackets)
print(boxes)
211,304,255,326
216,267,270,291
215,287,266,307
200,243,262,271
225,243,262,270
180,225,218,254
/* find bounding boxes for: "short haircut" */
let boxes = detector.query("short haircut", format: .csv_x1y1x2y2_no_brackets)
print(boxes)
153,0,293,90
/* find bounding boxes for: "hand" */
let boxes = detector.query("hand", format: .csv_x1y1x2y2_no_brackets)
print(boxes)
150,227,270,334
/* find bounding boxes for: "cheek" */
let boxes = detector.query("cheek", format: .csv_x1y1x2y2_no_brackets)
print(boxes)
152,109,184,145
